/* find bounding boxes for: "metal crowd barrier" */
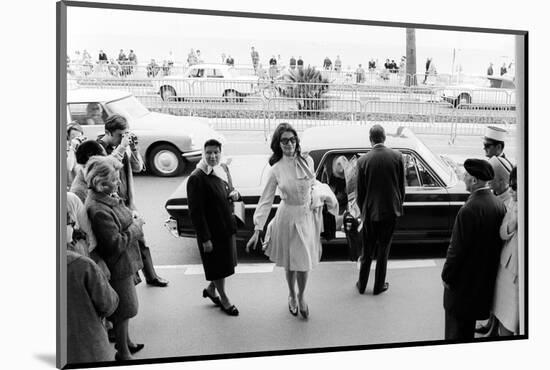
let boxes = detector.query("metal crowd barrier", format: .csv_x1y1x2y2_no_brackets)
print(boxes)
67,75,518,143
265,98,362,133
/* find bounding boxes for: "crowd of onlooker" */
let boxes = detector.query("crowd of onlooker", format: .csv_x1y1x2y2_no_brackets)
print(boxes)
66,114,169,364
67,46,418,83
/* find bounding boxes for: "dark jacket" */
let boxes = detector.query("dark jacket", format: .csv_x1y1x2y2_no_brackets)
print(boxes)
86,190,144,281
66,250,118,364
356,144,405,222
187,169,237,244
442,188,506,318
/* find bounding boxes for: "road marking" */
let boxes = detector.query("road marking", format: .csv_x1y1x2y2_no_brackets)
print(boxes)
155,260,438,274
155,263,275,275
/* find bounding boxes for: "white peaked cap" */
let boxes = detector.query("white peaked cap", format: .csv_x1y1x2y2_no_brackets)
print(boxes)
484,125,507,142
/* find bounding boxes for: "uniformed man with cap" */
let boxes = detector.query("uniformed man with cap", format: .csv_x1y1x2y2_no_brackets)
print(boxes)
442,159,507,340
483,125,514,202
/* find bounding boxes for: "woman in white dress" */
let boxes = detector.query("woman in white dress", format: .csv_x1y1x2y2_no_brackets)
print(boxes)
246,123,321,319
493,166,519,335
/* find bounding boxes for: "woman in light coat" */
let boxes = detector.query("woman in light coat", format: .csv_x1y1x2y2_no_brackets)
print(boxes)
492,166,519,335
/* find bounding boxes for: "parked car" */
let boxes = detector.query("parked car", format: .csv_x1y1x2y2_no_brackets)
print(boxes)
67,89,225,177
440,76,516,107
153,63,260,102
165,125,469,249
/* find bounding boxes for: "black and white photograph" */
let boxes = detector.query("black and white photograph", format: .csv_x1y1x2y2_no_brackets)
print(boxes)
5,0,548,369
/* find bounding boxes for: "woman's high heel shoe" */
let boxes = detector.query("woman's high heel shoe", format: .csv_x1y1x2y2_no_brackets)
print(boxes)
288,296,298,316
299,302,309,319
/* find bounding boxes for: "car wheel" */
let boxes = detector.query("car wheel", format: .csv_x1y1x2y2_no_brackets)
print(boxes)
148,144,185,177
223,89,239,103
456,93,471,108
160,85,177,101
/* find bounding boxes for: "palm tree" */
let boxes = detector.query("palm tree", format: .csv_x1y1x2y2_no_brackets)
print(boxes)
279,66,330,115
406,28,417,86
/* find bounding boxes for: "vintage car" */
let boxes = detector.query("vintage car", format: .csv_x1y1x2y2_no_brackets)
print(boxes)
67,88,225,177
164,125,469,252
440,76,516,107
153,63,260,101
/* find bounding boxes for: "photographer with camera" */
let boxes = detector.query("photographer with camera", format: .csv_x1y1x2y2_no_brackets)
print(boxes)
97,114,169,289
67,122,86,188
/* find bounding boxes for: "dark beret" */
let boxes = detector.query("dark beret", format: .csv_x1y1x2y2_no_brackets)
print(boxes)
464,158,494,181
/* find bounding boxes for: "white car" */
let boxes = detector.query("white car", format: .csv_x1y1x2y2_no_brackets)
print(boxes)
153,63,260,101
67,89,225,177
440,76,516,107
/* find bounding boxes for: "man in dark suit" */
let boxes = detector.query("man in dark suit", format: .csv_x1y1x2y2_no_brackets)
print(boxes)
442,159,506,340
355,125,405,295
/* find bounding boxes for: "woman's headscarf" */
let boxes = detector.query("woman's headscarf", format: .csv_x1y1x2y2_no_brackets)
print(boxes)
196,146,229,183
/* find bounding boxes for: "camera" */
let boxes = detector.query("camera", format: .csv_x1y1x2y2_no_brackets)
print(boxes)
126,132,138,146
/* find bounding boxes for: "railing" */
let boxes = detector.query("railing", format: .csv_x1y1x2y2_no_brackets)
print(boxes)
67,74,518,143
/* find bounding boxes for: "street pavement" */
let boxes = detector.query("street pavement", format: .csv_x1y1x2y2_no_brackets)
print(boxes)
128,259,446,360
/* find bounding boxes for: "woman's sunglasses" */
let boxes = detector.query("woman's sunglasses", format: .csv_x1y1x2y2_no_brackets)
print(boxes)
280,137,297,145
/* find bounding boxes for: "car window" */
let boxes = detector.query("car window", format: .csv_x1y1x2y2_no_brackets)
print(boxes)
68,103,107,126
105,96,149,120
189,68,204,78
402,152,439,187
416,158,438,187
403,153,421,187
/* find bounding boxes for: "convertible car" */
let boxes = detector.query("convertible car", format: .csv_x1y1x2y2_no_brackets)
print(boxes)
164,125,469,251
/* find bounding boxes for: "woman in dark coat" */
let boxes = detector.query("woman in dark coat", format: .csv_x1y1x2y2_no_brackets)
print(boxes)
187,139,240,316
85,155,145,360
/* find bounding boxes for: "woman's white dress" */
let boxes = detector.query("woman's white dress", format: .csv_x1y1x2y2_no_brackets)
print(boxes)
253,155,321,271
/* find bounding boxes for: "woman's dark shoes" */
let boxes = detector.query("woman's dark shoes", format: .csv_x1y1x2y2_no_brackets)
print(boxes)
115,343,144,354
299,302,309,319
220,304,239,316
202,289,222,306
114,352,132,361
373,282,389,295
107,328,116,343
356,281,365,295
146,277,169,287
288,296,298,316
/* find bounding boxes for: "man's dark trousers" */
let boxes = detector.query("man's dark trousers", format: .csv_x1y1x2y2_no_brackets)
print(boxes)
358,218,396,293
445,311,475,340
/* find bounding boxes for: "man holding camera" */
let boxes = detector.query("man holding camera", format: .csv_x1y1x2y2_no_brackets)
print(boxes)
98,114,169,288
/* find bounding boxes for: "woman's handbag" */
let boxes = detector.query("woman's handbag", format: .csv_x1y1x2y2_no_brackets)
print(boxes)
221,163,246,226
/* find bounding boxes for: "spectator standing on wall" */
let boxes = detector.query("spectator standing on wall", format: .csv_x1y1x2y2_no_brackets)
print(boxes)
117,49,126,63
251,46,260,71
98,50,108,63
487,62,494,76
323,56,332,70
334,55,342,71
226,55,235,66
128,50,137,65
187,49,198,66
297,56,304,70
289,56,297,70
356,64,365,83
500,63,507,76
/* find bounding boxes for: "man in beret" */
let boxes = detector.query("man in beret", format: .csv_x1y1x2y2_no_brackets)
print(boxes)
441,159,506,340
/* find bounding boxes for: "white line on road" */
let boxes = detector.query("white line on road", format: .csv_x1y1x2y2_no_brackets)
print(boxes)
155,260,438,275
